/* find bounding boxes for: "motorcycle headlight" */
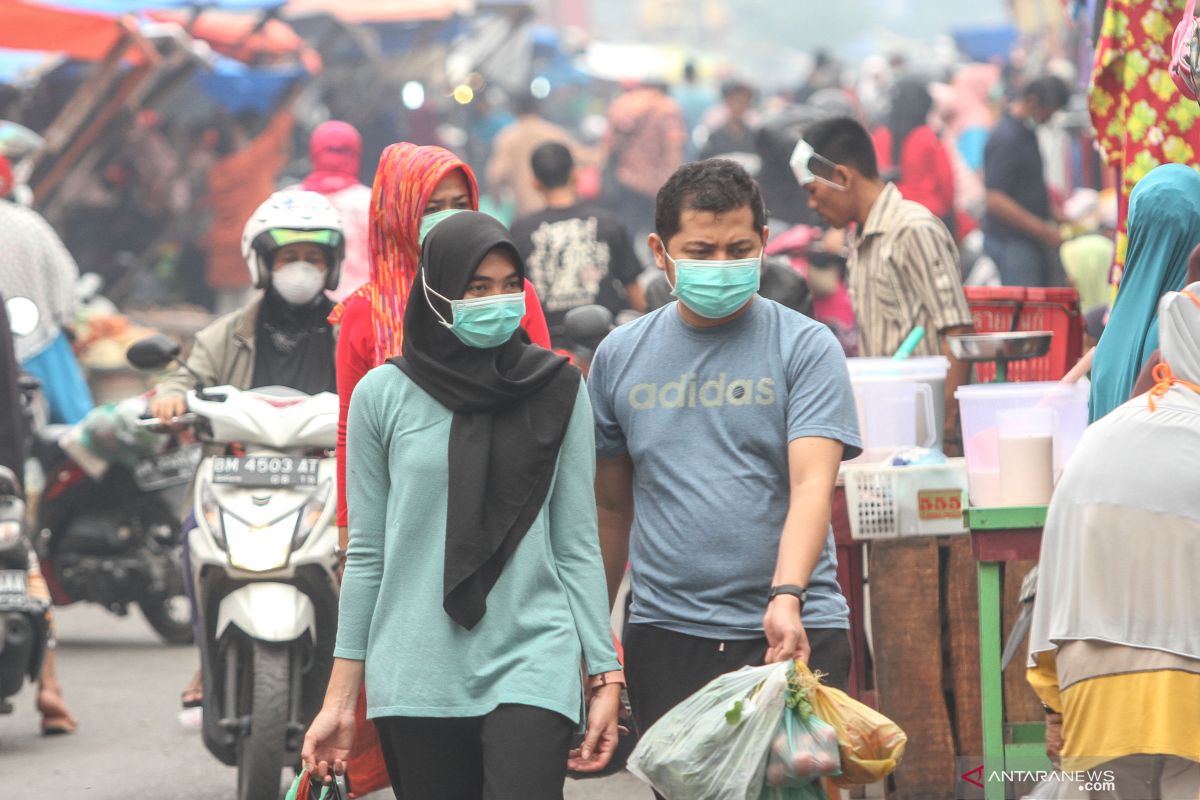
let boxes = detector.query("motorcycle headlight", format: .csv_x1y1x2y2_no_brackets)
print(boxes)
199,481,225,549
0,519,21,549
292,481,332,550
224,512,297,573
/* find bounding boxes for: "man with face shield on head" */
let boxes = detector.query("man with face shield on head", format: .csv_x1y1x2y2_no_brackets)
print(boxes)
150,190,344,708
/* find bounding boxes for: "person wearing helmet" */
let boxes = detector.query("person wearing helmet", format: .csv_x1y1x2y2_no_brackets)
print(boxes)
150,191,344,708
149,190,344,421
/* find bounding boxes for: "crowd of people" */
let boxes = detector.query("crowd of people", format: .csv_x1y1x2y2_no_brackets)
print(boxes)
2,41,1200,800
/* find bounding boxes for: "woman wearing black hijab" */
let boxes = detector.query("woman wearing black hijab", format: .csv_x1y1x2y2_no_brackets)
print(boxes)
302,211,623,798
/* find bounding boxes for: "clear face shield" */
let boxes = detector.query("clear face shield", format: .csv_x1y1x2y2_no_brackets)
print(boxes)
789,139,847,191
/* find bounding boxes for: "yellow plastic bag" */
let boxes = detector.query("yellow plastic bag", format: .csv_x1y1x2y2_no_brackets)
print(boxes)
793,662,907,787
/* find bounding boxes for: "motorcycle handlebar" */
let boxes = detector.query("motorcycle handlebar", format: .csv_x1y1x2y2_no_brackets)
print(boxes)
137,413,201,433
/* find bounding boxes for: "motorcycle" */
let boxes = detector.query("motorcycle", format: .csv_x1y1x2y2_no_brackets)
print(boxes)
0,297,51,714
127,335,340,800
28,394,196,646
0,467,49,715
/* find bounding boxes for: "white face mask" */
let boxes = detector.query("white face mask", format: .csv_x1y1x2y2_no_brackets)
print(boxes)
272,261,326,305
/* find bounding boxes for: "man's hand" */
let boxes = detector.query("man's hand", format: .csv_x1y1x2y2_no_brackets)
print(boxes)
763,594,809,664
150,393,187,425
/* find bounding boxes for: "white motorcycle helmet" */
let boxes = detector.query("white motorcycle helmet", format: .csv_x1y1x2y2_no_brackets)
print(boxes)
241,190,346,292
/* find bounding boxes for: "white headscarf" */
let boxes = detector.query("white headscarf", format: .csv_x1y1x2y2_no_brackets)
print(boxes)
1028,282,1200,666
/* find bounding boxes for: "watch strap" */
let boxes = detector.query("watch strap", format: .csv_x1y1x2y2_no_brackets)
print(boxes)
769,584,808,604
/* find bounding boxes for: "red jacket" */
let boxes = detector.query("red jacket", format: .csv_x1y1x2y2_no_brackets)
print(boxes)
872,125,956,220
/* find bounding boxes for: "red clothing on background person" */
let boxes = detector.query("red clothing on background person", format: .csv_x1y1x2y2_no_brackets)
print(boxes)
329,143,550,528
872,125,957,220
298,121,372,302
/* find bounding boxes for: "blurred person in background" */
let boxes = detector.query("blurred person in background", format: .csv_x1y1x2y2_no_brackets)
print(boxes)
873,77,958,238
205,104,295,314
603,82,687,246
982,75,1071,287
486,92,577,218
511,143,644,349
293,121,372,301
0,154,93,425
0,291,77,736
671,61,716,159
699,81,759,162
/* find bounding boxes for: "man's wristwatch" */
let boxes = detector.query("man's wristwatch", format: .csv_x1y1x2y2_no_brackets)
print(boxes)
768,584,808,608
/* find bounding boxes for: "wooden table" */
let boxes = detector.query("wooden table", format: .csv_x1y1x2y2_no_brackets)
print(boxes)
968,505,1052,800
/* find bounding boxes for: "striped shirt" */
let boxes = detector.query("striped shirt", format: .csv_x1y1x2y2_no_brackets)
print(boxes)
848,183,973,358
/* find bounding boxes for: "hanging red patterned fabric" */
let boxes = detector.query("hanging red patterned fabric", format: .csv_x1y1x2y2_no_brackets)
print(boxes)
1090,0,1200,287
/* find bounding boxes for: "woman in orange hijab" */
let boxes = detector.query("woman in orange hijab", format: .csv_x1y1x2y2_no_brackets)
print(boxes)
331,143,550,540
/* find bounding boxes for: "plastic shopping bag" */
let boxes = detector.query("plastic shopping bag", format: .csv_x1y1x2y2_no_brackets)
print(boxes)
627,661,791,800
763,705,841,787
795,663,907,787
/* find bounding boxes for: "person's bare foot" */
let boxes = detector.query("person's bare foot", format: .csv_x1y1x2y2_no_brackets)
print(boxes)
37,686,78,735
180,669,203,709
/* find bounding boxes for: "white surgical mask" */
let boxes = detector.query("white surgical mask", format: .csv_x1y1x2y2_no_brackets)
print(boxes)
272,261,326,305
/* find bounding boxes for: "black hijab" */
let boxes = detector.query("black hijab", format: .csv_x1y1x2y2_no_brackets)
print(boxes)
392,211,580,630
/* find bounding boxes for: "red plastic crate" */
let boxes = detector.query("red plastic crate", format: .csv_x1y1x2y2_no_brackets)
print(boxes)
964,286,1084,382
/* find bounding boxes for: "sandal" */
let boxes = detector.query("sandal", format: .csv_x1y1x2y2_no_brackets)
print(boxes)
180,670,203,709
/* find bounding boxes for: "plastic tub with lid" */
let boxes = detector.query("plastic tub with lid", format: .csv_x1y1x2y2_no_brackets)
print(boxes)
847,356,951,452
954,380,1089,508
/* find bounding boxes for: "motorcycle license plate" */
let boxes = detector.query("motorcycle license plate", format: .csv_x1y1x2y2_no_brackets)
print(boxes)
0,570,27,599
211,455,321,488
133,444,203,491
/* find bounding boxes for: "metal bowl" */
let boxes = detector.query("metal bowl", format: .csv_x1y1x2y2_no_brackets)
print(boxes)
947,331,1053,362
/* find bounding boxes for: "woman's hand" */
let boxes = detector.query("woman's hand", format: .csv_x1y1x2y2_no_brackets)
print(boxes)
1044,711,1063,767
567,684,621,773
301,705,357,784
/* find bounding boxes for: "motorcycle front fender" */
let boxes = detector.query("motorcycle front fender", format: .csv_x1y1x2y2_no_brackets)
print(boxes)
215,583,315,643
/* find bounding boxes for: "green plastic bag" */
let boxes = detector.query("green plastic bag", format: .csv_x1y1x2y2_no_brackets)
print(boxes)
284,769,346,800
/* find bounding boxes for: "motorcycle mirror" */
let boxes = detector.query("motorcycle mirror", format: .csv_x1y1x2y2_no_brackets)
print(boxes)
5,296,39,338
563,304,614,351
126,334,182,371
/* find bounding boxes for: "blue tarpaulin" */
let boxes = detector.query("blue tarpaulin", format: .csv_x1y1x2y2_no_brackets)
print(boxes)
953,24,1020,62
193,55,306,112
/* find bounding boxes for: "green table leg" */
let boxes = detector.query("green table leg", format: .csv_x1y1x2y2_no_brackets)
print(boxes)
978,560,1006,800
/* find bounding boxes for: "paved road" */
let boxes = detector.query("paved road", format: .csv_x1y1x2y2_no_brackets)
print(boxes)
1,606,653,799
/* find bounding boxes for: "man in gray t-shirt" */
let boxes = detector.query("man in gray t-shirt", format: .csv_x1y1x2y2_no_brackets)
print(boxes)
590,159,861,744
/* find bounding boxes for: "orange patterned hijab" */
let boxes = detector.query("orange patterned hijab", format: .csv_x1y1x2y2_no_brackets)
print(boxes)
329,142,479,364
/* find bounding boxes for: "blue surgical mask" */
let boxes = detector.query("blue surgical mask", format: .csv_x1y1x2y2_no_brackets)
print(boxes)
667,252,763,319
419,208,467,247
422,270,526,348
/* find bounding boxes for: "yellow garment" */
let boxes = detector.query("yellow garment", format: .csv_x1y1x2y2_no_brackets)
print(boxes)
1060,234,1114,313
1029,649,1200,772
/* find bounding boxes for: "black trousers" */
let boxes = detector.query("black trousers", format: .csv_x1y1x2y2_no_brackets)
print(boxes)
623,623,852,737
373,704,574,800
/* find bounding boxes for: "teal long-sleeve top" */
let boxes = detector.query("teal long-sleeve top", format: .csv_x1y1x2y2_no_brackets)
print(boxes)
334,364,620,724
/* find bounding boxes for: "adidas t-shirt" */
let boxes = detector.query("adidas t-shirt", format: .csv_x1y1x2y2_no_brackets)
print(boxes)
589,298,860,639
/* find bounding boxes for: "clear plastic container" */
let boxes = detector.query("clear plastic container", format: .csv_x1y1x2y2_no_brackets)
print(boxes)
847,356,951,451
954,381,1089,508
997,407,1055,506
849,380,935,463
